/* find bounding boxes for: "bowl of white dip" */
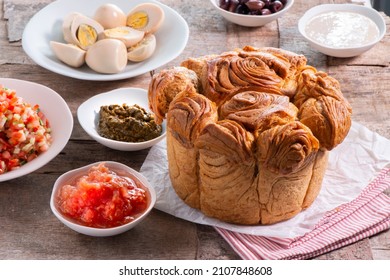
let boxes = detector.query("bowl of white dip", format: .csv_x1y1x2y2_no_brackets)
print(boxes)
298,4,386,57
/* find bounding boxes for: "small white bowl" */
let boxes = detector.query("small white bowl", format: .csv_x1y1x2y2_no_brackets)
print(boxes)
77,87,166,151
50,161,157,237
298,4,386,57
209,0,294,27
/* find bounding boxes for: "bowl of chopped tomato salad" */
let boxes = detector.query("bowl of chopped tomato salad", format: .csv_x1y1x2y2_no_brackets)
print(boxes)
0,86,51,173
0,78,73,182
50,161,157,236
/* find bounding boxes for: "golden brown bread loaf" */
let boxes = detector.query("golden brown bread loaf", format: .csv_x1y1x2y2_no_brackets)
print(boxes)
148,46,352,225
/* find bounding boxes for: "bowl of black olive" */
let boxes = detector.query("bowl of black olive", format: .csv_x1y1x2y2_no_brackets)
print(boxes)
210,0,294,27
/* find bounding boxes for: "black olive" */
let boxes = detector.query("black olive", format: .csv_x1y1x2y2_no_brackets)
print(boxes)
219,0,230,10
235,4,250,14
261,8,272,15
270,0,284,13
245,0,265,11
263,0,272,7
249,9,262,15
229,0,240,12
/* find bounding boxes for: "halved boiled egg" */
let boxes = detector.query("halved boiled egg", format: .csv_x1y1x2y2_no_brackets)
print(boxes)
126,3,165,34
94,3,127,29
85,39,128,74
127,34,156,62
50,41,86,68
63,13,104,50
62,12,83,44
102,26,145,48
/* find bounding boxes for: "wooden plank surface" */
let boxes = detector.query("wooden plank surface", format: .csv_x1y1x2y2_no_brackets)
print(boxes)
0,0,389,260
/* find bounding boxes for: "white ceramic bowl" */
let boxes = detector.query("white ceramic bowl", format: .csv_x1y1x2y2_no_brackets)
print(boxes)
22,0,189,81
77,87,166,151
298,4,386,57
50,161,157,237
0,78,73,182
209,0,294,27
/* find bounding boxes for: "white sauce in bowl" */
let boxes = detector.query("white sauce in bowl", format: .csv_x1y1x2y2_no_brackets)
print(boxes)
305,11,380,48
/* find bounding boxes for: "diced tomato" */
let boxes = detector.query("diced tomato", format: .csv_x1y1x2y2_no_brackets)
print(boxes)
0,85,52,174
56,163,149,228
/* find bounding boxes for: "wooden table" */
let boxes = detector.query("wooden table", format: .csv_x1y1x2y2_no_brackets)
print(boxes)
0,0,389,260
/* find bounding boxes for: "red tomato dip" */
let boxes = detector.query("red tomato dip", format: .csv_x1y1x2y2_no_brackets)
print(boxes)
56,163,149,228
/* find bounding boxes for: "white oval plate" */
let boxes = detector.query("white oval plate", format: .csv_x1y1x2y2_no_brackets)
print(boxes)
77,87,166,151
0,78,73,182
22,0,189,81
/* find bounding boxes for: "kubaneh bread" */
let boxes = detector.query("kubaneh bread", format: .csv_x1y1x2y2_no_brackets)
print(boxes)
148,46,352,225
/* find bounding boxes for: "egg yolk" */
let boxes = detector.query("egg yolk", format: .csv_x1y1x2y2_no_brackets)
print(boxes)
127,11,149,30
77,24,98,48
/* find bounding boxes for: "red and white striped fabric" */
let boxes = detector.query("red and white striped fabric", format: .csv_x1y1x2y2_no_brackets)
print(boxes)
215,168,390,260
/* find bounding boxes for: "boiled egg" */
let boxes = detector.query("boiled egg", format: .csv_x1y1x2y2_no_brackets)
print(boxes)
50,41,86,68
102,26,145,48
62,12,83,44
85,39,128,74
127,34,156,62
63,13,104,50
93,3,127,29
126,3,165,34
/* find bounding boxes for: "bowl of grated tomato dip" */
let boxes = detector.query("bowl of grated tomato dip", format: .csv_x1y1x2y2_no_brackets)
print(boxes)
50,161,156,236
0,85,52,174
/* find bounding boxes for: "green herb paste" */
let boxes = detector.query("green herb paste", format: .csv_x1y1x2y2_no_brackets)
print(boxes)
98,104,162,142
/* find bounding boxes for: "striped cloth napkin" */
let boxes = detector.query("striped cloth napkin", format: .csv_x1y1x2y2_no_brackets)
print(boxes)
215,167,390,260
